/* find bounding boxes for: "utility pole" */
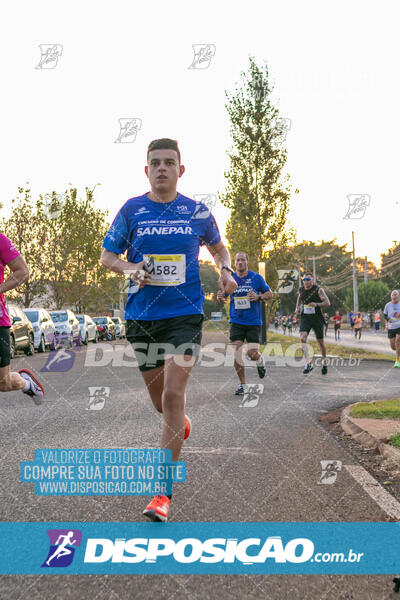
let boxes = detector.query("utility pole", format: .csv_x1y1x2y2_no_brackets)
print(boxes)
352,231,359,313
312,256,316,282
258,262,267,344
364,256,368,284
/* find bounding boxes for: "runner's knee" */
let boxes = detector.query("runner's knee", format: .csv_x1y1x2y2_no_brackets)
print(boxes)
247,349,259,360
162,387,185,411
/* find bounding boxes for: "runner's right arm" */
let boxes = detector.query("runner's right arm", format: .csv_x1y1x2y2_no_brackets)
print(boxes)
100,208,151,287
0,255,29,293
383,304,390,322
101,250,152,288
294,292,301,315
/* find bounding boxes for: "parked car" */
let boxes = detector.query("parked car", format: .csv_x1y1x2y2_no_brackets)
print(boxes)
93,316,116,341
49,310,81,348
7,304,35,358
111,317,126,339
24,308,56,352
76,314,98,344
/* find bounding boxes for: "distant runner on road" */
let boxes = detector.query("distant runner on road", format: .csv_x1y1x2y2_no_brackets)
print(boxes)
383,290,400,368
374,310,381,332
354,312,362,340
294,272,331,375
217,252,272,395
323,312,329,337
332,311,342,341
0,234,44,404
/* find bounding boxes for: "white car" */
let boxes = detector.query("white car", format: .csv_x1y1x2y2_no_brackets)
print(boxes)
111,317,126,338
24,308,57,352
76,314,98,344
49,309,81,348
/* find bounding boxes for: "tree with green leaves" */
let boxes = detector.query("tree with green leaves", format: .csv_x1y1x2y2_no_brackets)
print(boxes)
1,185,118,314
220,57,296,271
1,187,49,306
344,281,390,312
48,187,113,313
199,261,219,298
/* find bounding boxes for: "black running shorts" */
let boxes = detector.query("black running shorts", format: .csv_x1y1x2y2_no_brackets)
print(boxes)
0,327,11,368
229,323,261,343
388,327,400,339
126,314,204,372
299,316,324,340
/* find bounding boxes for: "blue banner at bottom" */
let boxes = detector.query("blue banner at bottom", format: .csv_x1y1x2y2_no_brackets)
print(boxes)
0,522,399,574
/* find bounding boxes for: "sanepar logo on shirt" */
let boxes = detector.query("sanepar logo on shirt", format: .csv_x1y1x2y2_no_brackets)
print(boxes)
137,226,193,236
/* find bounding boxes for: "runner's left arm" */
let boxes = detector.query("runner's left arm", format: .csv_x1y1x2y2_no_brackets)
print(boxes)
200,210,236,294
207,241,237,294
316,287,331,308
258,274,273,300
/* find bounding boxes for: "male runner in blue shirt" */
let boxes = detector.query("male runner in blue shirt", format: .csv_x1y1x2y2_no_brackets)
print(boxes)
218,252,272,395
101,138,237,521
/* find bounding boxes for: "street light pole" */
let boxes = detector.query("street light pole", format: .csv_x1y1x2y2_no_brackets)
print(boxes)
312,256,316,282
352,231,359,313
364,256,368,284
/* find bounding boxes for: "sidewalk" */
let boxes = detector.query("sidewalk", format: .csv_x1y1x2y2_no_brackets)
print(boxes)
341,403,400,464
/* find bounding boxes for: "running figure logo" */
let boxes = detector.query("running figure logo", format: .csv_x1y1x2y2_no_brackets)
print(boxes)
87,386,110,410
41,348,75,372
35,44,63,69
276,269,299,294
239,384,264,408
193,194,217,211
43,193,66,219
318,460,342,485
114,118,142,143
188,44,216,69
272,118,291,143
344,194,371,220
42,529,82,568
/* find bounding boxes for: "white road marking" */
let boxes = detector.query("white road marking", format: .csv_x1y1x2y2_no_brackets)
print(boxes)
181,446,263,455
345,464,400,519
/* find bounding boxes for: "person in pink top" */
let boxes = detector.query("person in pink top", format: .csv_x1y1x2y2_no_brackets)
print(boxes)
0,233,44,404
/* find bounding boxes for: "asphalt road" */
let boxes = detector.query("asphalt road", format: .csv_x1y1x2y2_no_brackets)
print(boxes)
1,332,399,599
274,325,393,356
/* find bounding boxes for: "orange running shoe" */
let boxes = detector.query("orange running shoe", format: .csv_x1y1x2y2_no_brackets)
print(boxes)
184,414,191,440
143,494,171,522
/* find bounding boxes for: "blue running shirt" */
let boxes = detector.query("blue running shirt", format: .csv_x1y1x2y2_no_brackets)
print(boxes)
102,193,221,320
228,271,270,326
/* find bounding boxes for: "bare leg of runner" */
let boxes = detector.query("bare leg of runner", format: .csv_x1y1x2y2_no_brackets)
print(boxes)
300,332,310,363
0,365,26,393
141,358,192,460
233,341,245,384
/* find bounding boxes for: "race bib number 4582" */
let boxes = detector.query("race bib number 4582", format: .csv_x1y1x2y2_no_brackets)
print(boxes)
143,254,186,286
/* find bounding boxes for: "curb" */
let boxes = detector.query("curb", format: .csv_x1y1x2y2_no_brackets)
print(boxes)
340,405,400,464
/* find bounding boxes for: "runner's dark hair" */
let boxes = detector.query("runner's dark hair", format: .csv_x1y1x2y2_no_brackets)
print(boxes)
147,139,181,164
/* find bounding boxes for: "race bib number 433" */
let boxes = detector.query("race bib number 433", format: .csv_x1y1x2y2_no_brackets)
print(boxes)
234,296,251,310
143,254,186,286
